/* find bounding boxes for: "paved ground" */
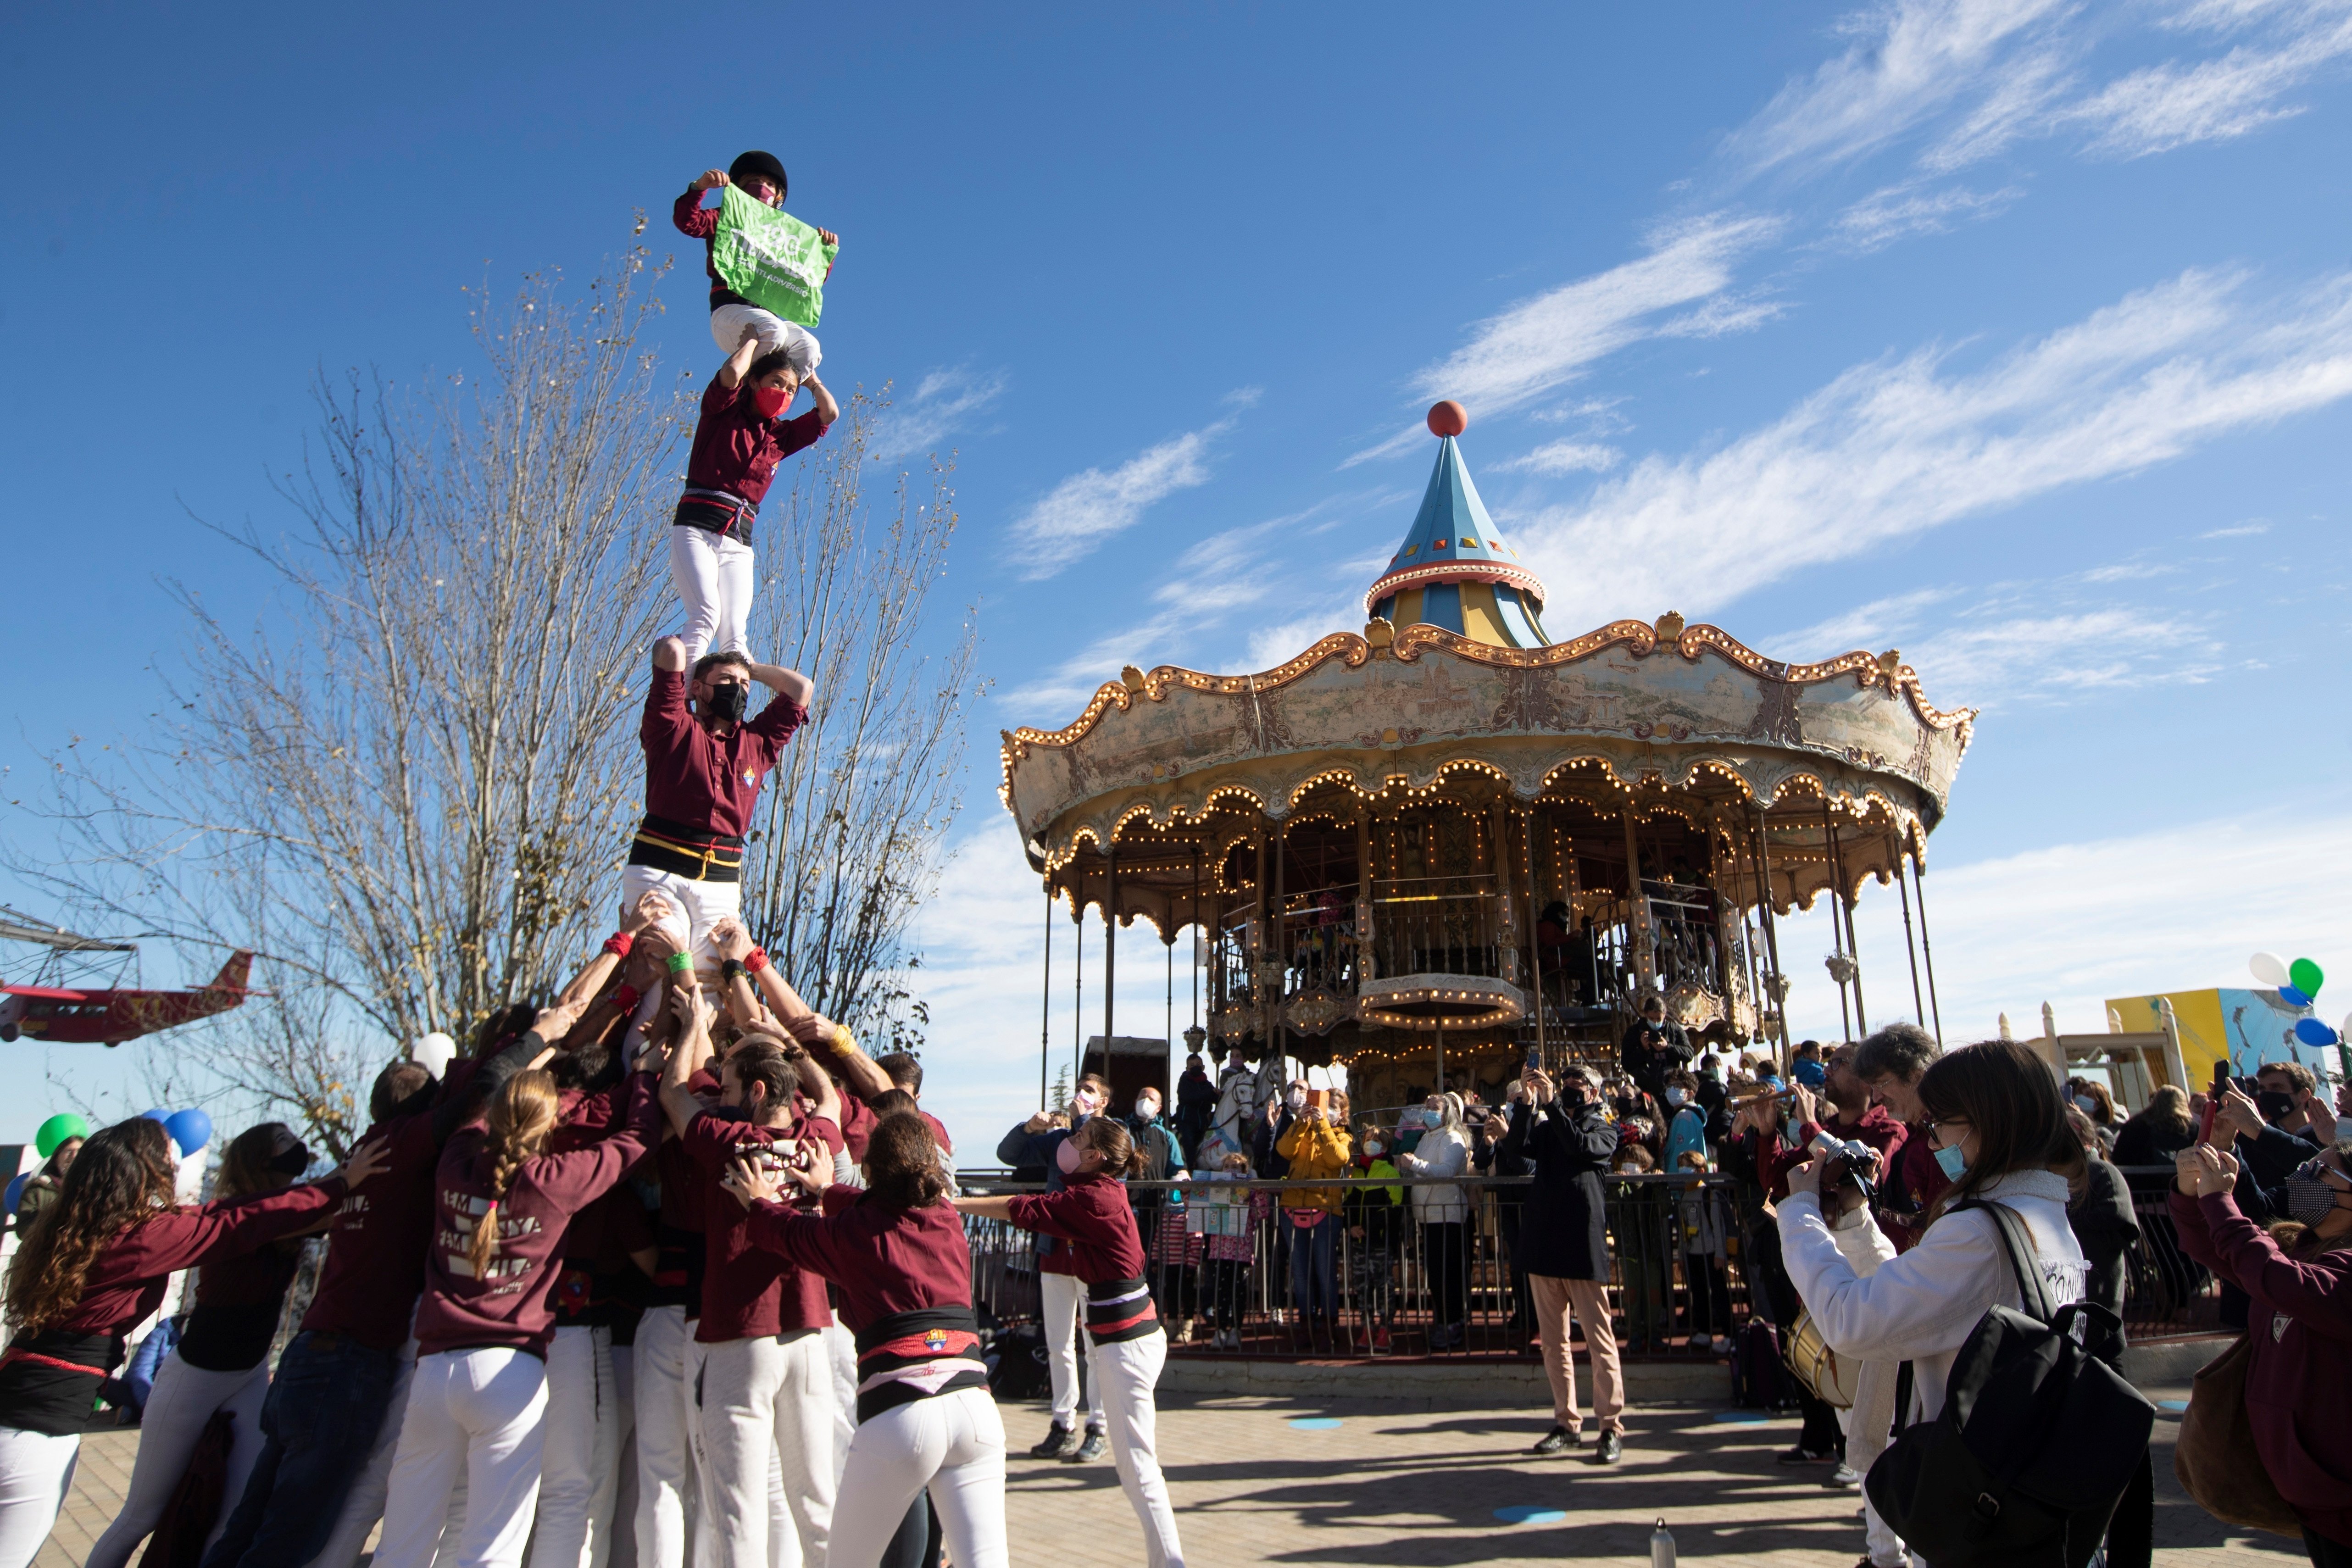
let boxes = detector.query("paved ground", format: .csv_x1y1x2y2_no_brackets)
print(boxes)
39,1384,2304,1567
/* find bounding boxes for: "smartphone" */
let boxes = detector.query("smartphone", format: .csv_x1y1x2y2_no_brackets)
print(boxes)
2201,1060,2227,1142
1304,1088,1332,1111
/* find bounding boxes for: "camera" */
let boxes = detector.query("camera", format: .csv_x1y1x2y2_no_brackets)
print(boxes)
1811,1132,1879,1202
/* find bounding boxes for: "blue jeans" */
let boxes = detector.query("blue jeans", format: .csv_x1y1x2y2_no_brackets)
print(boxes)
1287,1214,1338,1322
201,1331,401,1568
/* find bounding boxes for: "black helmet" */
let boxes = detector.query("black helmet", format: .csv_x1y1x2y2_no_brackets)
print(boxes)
728,150,788,201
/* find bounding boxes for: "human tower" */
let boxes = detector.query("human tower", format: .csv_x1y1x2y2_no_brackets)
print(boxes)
0,152,1188,1568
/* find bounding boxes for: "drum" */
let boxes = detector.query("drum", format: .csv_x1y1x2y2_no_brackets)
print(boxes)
1785,1309,1861,1409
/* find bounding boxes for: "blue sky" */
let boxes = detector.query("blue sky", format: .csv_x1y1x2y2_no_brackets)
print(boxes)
4,2,2350,1155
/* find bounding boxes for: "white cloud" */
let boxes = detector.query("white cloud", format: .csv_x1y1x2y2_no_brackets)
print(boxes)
2201,519,2272,537
1008,410,1243,577
866,366,1006,461
1831,182,2024,251
1802,809,2352,1052
1513,268,2352,629
1495,439,1625,476
1729,0,2075,175
1360,214,1781,452
2062,9,2352,157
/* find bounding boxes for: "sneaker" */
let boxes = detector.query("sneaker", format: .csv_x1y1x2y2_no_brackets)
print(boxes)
1595,1429,1623,1464
1030,1422,1077,1460
1824,1462,1862,1490
1530,1425,1579,1456
1776,1444,1838,1466
1370,1325,1392,1352
1069,1427,1107,1463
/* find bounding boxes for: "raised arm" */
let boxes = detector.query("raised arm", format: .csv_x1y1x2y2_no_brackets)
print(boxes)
801,373,840,428
673,171,725,238
660,983,717,1138
745,661,815,710
717,327,762,391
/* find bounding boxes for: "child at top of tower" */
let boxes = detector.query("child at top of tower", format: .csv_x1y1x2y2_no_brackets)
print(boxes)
673,151,839,382
670,328,840,662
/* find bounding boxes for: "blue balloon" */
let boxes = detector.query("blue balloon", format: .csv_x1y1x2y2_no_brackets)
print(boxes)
140,1107,169,1123
2294,1017,2338,1047
4,1174,25,1217
2279,985,2313,1009
164,1109,212,1158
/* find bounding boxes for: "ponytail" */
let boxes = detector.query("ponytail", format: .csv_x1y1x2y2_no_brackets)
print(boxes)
467,1070,558,1279
1076,1115,1148,1179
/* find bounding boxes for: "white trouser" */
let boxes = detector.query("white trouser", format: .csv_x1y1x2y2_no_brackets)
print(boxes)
88,1351,270,1568
616,867,742,980
697,1333,833,1568
1842,1358,1905,1566
0,1426,80,1568
825,1317,857,1485
667,526,756,666
305,1338,419,1568
707,305,822,379
1090,1332,1181,1568
827,1388,1007,1568
374,1347,549,1568
630,1308,700,1568
527,1327,617,1568
1039,1273,1105,1429
596,1343,635,1568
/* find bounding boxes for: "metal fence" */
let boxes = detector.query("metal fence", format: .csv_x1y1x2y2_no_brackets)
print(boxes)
957,1167,2223,1360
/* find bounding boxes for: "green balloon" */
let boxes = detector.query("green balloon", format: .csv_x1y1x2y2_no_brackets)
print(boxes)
2290,957,2324,1001
34,1113,89,1160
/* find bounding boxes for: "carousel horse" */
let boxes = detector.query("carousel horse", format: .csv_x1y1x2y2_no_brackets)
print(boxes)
1208,1053,1283,1157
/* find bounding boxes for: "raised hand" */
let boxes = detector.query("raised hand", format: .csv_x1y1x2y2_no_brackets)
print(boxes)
334,1136,392,1190
693,168,731,192
708,918,755,963
627,891,676,935
2216,1085,2265,1144
721,1150,783,1209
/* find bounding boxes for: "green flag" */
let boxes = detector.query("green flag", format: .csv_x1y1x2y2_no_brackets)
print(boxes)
709,183,839,328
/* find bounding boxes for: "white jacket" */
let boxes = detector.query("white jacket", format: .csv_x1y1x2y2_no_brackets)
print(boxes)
1399,1127,1471,1223
1778,1169,2087,1428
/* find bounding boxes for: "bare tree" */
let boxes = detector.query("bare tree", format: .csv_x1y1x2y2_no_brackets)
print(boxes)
741,394,984,1055
12,247,689,1150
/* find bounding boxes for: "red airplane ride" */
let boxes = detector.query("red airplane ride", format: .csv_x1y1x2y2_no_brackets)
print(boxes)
0,909,255,1046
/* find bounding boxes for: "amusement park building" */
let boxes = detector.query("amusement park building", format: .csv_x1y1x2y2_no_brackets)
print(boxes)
998,405,1979,1108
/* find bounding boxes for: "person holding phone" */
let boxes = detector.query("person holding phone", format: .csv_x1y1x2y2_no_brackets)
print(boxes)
1498,1067,1624,1462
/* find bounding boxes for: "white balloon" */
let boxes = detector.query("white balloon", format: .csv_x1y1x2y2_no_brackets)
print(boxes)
2249,951,2291,988
412,1031,458,1080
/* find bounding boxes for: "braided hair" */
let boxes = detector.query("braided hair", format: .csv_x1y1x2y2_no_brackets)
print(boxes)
466,1071,559,1279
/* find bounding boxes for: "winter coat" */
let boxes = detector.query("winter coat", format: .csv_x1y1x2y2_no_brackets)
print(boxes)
1397,1126,1471,1224
1275,1115,1351,1213
1497,1099,1617,1280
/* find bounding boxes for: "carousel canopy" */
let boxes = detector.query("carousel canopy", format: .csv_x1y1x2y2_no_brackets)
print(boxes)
1366,431,1549,650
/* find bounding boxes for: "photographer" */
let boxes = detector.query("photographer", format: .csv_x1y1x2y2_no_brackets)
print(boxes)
1620,995,1691,1103
1775,1041,2090,1470
1498,1067,1624,1463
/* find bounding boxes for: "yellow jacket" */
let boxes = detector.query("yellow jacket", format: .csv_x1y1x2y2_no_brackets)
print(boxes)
1276,1115,1353,1213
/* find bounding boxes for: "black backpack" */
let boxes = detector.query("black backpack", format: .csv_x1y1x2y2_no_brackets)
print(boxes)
1864,1200,2155,1568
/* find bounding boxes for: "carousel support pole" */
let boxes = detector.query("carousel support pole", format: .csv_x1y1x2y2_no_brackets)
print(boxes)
1104,840,1118,1045
1273,814,1288,1072
1826,805,1869,1037
1165,929,1174,1055
1040,881,1054,1112
1072,869,1085,1094
1354,808,1374,990
1911,845,1946,1047
1821,803,1856,1044
1524,807,1548,1072
1620,803,1656,992
1435,1020,1445,1095
1896,835,1927,1028
1192,843,1203,1033
1253,824,1271,1063
1748,798,1790,1067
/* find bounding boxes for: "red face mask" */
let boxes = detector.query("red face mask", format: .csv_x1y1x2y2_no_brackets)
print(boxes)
751,384,791,420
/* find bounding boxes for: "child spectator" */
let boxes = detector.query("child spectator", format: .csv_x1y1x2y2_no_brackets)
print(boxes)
1674,1151,1735,1349
1344,1125,1405,1351
1192,1153,1263,1351
672,154,839,381
1790,1040,1828,1090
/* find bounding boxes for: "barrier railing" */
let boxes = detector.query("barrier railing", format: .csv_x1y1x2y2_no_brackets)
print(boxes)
956,1166,2224,1359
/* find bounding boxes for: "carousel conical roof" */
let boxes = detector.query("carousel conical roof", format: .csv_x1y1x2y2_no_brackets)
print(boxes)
1365,430,1551,649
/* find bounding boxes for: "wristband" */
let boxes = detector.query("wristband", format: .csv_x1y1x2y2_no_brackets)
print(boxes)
609,984,641,1017
604,932,634,958
721,959,747,983
745,947,770,974
831,1022,856,1056
666,952,693,976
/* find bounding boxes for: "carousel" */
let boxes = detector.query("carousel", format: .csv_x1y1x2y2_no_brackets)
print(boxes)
997,401,1976,1112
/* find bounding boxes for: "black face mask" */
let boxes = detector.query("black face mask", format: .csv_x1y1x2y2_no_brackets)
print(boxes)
705,682,750,723
2257,1089,2298,1123
268,1145,311,1176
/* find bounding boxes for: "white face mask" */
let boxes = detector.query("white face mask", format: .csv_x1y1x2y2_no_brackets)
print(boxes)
1663,1087,1687,1107
1286,1088,1307,1110
1073,1088,1101,1115
1135,1098,1161,1121
1363,1140,1383,1157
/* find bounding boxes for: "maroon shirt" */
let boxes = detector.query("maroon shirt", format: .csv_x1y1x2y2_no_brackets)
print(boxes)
639,670,806,842
682,1107,845,1342
2171,1189,2352,1542
1005,1174,1145,1285
57,1180,347,1340
919,1112,955,1162
671,188,836,312
180,1221,307,1372
303,1112,441,1349
686,370,829,509
743,1186,970,1335
413,1075,662,1360
1879,1120,1954,1254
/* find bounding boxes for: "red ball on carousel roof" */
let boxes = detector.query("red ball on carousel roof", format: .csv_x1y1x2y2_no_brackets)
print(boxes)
1426,400,1468,438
